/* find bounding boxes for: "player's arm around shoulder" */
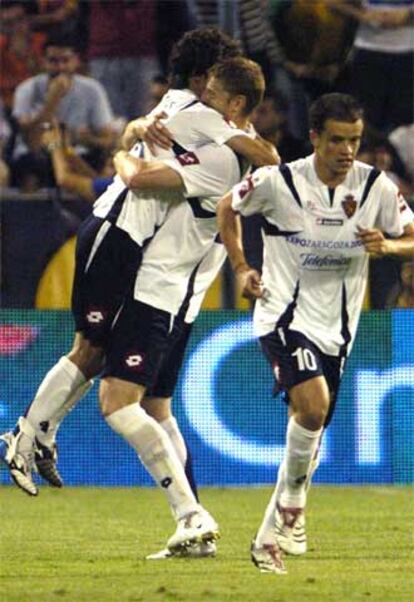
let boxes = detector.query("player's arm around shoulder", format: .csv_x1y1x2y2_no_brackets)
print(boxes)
121,112,171,153
113,150,184,193
226,133,280,167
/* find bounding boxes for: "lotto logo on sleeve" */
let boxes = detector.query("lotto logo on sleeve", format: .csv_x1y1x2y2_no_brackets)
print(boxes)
237,175,254,200
398,191,408,213
177,152,200,167
124,352,145,371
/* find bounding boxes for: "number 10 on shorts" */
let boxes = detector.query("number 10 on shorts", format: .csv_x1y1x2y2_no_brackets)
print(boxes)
292,347,317,371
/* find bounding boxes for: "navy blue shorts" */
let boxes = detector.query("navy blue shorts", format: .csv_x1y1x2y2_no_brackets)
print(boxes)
260,328,343,426
72,215,142,347
102,298,173,388
146,320,193,398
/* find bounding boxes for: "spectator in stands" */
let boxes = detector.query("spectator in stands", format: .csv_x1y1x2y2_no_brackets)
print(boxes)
252,91,311,162
385,261,414,309
26,0,80,42
357,130,414,198
356,134,414,309
389,124,414,186
87,1,161,120
190,0,286,88
0,1,45,112
41,120,114,203
268,0,358,140
11,35,117,188
0,98,11,187
333,0,414,133
192,1,358,140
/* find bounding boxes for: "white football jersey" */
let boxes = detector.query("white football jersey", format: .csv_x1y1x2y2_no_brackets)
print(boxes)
184,242,227,324
232,154,414,356
93,88,247,246
134,142,245,316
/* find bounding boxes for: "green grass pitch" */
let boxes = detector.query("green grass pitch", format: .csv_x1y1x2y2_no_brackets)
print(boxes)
0,485,413,602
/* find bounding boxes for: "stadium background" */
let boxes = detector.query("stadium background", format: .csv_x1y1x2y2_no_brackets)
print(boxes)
1,308,413,487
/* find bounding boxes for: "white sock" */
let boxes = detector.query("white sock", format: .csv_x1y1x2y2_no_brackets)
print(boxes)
14,416,37,457
256,429,323,546
305,435,322,492
26,357,88,446
255,460,286,545
106,403,199,519
279,417,322,509
160,416,187,466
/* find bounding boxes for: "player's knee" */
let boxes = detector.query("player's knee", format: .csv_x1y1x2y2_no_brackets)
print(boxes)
68,336,104,379
99,378,145,417
293,397,329,430
142,396,172,422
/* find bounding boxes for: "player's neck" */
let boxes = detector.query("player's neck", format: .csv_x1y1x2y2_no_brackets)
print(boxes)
314,155,347,188
232,114,249,131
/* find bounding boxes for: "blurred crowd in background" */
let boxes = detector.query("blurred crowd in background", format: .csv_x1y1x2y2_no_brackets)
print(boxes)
0,0,413,309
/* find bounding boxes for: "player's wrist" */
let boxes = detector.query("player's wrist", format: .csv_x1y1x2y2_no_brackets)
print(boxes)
234,261,250,275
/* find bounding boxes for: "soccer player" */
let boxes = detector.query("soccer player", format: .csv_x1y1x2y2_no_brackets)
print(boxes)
97,56,266,554
1,50,272,554
217,92,414,574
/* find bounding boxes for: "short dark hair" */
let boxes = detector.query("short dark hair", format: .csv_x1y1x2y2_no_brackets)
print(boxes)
309,93,364,133
44,35,79,54
151,74,169,86
209,57,265,115
169,27,241,88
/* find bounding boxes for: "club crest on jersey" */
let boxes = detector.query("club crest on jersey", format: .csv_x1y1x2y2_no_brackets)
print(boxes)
341,195,357,218
177,151,199,167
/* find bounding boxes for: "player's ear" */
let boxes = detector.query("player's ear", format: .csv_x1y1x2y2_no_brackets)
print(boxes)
190,74,207,98
309,129,319,149
234,95,247,115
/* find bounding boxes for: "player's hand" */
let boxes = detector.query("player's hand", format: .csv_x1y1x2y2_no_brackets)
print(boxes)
142,112,173,155
356,226,392,256
236,265,264,299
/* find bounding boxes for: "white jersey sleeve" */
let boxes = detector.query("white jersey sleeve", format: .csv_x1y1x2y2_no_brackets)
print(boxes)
164,144,240,200
374,173,414,236
231,166,276,217
145,88,248,150
165,105,247,147
191,108,247,146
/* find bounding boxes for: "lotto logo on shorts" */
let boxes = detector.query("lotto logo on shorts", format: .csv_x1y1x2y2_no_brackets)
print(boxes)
86,310,105,324
125,353,145,371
